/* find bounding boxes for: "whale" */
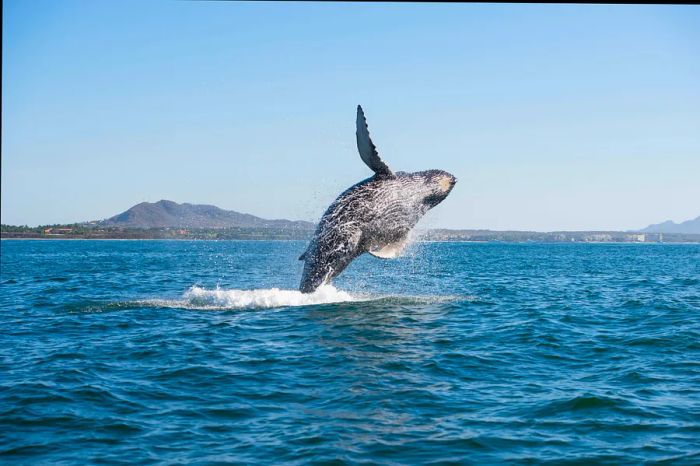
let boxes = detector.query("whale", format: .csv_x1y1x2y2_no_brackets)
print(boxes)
299,105,457,293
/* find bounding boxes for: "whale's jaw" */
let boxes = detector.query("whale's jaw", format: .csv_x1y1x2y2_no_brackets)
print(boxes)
420,171,457,209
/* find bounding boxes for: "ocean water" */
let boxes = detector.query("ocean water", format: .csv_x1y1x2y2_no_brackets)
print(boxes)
1,240,699,464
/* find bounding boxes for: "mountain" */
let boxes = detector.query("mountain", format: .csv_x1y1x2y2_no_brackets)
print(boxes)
99,200,314,230
638,215,700,234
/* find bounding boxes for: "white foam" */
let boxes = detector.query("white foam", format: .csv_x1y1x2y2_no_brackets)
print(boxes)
135,285,472,312
152,284,358,310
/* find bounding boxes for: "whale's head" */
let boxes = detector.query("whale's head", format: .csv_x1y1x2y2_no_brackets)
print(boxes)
412,169,457,209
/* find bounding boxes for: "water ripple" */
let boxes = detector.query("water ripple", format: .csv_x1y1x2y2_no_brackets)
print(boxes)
1,240,699,464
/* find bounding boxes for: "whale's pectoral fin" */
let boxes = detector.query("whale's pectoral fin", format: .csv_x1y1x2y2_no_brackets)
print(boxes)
356,105,394,178
298,251,307,261
368,236,410,259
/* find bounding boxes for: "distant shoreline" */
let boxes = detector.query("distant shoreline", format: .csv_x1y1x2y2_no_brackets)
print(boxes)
3,237,700,245
3,224,700,243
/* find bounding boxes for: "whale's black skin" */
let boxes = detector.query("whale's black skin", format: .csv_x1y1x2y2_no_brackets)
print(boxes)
299,106,457,293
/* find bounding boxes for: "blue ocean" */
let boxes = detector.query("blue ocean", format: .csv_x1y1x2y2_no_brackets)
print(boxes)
1,240,699,464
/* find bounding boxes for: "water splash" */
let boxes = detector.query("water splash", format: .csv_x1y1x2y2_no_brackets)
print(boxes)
134,285,469,312
142,285,359,310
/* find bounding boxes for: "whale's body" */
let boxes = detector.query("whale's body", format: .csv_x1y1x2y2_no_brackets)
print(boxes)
299,106,456,293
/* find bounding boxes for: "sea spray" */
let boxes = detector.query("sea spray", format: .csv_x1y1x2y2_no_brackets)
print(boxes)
182,284,357,309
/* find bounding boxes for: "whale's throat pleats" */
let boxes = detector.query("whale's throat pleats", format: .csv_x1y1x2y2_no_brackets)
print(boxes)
368,235,410,259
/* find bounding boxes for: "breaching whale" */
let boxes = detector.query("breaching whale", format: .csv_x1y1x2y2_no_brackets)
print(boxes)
299,105,457,293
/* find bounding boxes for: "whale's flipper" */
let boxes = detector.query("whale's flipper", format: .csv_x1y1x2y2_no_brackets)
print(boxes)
368,236,409,259
356,105,394,178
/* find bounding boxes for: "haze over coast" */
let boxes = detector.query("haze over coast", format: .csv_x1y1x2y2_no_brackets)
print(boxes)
2,200,699,242
638,216,700,234
100,200,314,230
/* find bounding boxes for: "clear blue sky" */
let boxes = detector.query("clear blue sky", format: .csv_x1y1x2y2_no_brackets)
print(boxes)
3,1,699,231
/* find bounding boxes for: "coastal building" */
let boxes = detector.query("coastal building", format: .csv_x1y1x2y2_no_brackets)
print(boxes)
43,228,73,235
584,234,612,242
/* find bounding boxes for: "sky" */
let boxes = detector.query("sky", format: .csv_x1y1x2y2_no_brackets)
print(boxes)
2,1,699,231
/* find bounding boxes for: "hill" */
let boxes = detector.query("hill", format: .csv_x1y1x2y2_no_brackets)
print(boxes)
638,215,700,234
99,200,314,230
